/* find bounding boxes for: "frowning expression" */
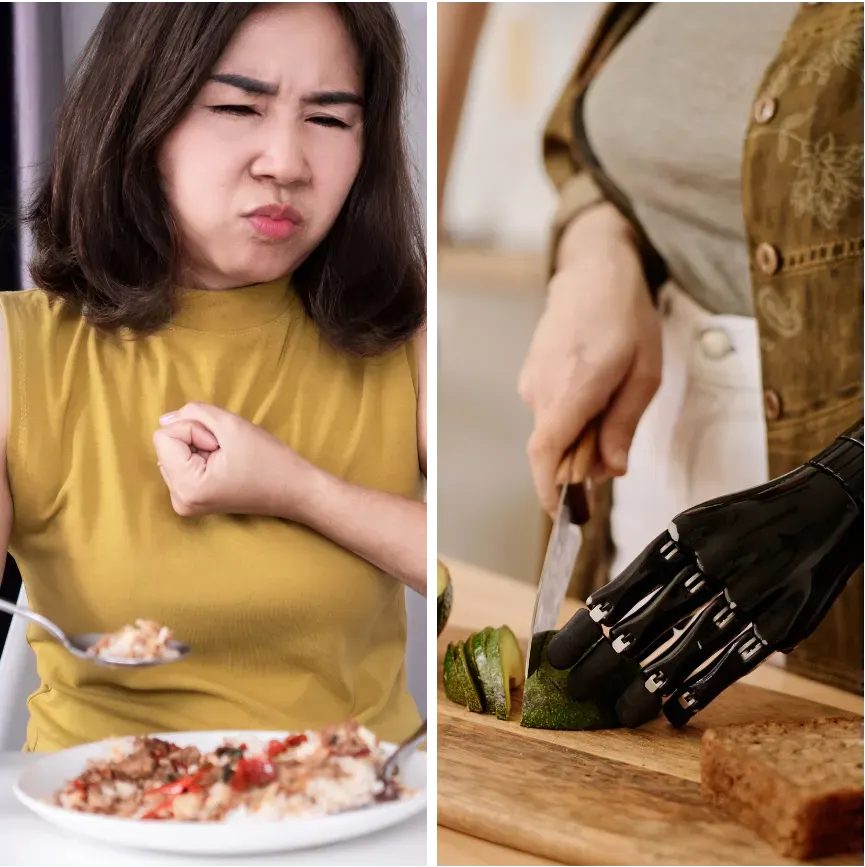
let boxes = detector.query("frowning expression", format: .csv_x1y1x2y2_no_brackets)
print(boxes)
159,3,364,290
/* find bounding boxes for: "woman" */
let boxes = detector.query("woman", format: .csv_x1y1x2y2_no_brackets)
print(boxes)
439,3,862,692
0,2,426,752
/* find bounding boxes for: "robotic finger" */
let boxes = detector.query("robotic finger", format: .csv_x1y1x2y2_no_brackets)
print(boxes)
562,564,721,702
546,530,701,670
614,594,751,727
663,624,773,727
541,421,862,730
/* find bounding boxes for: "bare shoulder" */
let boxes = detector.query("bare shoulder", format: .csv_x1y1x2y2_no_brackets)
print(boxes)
0,295,15,583
0,292,10,453
413,324,427,401
414,324,427,367
0,288,54,458
414,325,427,476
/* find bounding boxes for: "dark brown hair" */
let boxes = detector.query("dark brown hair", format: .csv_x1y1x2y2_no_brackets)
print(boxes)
25,3,425,356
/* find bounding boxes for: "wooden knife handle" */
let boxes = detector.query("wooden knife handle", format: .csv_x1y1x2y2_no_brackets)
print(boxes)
554,425,598,524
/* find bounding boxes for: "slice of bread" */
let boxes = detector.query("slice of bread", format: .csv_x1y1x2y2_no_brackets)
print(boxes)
701,716,863,859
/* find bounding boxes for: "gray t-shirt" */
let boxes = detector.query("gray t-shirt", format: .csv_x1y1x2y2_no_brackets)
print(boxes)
583,2,799,317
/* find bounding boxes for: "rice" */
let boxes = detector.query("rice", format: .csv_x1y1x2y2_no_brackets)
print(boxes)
50,720,412,822
86,619,181,662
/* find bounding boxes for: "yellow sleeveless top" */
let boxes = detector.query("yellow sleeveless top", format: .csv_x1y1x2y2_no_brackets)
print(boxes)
0,278,422,752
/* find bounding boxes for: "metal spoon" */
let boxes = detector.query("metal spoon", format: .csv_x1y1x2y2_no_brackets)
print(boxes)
379,719,426,784
0,599,191,668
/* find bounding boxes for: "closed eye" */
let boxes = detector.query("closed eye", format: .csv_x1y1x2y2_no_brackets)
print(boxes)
308,116,350,129
208,105,259,117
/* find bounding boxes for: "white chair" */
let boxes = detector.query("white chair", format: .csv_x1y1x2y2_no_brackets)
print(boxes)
0,587,427,751
0,585,39,752
404,589,427,718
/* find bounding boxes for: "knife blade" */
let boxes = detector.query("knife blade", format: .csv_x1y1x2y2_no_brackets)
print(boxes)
525,427,597,679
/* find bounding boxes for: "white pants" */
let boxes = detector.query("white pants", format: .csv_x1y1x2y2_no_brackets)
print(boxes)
610,282,769,577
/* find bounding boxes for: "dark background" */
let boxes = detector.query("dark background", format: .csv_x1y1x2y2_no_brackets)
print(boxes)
0,3,23,652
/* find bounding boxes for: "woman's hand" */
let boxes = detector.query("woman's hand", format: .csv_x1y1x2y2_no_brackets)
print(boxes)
153,404,319,520
153,401,426,592
518,204,662,516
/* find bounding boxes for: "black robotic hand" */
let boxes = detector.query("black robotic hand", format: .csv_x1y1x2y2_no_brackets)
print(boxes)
547,420,863,728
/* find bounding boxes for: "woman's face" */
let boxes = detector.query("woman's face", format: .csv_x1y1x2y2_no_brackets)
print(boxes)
160,3,364,290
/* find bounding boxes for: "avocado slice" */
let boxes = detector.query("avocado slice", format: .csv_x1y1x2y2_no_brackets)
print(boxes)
466,626,524,721
520,630,640,729
456,640,484,712
465,628,488,690
437,560,453,636
497,625,524,691
442,642,467,706
443,640,484,713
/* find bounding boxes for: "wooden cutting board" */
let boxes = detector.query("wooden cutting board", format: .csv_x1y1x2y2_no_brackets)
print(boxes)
437,626,863,866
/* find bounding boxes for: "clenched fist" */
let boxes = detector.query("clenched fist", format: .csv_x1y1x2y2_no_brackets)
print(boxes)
153,403,319,520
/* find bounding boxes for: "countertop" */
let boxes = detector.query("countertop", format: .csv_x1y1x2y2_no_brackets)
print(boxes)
437,557,863,866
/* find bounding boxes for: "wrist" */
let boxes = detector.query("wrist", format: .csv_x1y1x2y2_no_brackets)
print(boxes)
556,202,637,271
286,461,335,527
262,444,327,524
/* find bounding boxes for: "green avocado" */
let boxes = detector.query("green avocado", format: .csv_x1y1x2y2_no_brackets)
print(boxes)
466,628,489,692
437,560,453,636
443,626,526,720
442,642,464,706
520,630,640,730
443,639,484,713
470,626,524,720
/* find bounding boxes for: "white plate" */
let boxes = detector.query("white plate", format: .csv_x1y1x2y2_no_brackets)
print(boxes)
13,730,426,856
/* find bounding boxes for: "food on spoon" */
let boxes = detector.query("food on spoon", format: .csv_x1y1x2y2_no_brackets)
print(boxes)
443,626,524,719
520,630,638,730
85,619,181,662
51,720,411,821
701,716,864,859
437,560,452,636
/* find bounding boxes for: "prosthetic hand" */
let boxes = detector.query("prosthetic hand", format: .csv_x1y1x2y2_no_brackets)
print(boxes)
547,420,863,728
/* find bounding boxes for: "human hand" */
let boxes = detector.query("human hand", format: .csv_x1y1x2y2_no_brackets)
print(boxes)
518,204,662,515
153,403,320,520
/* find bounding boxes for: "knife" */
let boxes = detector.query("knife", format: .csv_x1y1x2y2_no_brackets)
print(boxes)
525,425,597,679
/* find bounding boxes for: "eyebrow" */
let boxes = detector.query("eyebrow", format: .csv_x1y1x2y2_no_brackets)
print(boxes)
302,91,364,108
208,74,363,107
209,73,277,96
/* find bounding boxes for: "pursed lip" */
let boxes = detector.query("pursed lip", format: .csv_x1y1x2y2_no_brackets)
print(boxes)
244,203,304,224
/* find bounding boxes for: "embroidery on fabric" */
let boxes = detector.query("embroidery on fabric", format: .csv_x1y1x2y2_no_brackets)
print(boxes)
783,236,865,272
798,23,864,86
751,16,864,229
791,134,864,229
759,336,778,356
756,284,803,338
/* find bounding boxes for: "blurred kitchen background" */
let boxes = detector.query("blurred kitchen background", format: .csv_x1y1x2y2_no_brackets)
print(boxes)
439,2,600,584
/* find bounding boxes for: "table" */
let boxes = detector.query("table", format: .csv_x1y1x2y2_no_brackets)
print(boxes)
1,754,426,867
437,557,864,867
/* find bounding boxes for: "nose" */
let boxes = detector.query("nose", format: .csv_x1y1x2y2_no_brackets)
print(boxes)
250,120,311,186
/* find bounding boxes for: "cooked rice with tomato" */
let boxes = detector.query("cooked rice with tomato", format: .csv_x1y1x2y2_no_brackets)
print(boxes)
51,721,407,821
85,619,181,662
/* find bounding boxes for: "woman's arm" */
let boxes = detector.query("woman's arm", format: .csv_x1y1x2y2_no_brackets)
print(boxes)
274,328,427,594
153,333,428,595
416,325,427,478
295,472,425,596
0,307,14,589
